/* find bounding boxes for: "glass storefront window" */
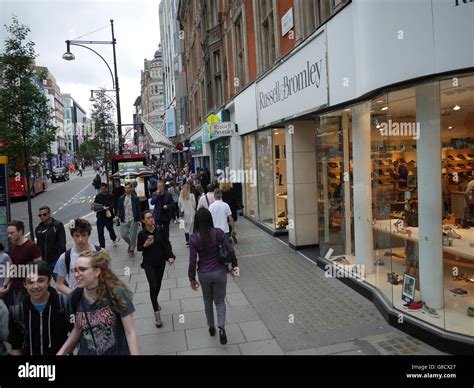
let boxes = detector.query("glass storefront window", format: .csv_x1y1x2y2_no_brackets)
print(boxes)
243,134,258,219
273,129,288,231
440,75,474,337
213,137,230,172
256,129,275,229
316,110,353,258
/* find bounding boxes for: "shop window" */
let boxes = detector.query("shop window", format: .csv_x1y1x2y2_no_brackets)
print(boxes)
243,134,258,219
273,129,288,231
256,129,275,228
440,74,474,337
316,110,354,257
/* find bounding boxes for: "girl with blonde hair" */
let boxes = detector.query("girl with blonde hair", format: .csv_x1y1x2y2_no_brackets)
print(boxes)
178,183,196,247
57,250,139,355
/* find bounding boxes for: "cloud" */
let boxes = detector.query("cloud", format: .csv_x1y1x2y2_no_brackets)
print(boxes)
1,0,161,127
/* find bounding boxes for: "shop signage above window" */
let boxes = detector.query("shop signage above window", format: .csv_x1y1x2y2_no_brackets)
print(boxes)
210,122,235,137
202,110,233,143
256,30,328,128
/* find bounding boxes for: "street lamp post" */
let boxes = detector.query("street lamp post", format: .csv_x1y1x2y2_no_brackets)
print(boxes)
62,19,123,154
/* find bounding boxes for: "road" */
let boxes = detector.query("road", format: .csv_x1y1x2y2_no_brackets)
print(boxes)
10,169,99,234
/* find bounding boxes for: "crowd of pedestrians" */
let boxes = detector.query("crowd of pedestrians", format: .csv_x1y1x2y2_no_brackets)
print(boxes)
0,162,241,355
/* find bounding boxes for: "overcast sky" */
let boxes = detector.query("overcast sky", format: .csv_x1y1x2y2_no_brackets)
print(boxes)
1,0,162,136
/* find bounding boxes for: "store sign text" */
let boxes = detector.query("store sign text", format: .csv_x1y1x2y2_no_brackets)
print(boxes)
210,122,235,137
258,59,324,111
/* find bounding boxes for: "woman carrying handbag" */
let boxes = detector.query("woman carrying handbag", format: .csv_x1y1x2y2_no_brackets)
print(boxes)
188,208,238,345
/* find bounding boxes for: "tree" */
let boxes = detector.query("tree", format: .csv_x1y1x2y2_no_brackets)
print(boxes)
89,88,116,168
76,139,101,162
0,16,57,239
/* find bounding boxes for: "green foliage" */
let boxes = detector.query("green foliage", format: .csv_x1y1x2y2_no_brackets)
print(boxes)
89,88,117,159
0,15,57,164
77,139,101,161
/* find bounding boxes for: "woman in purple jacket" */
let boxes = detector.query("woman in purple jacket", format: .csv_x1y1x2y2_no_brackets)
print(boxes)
188,208,239,345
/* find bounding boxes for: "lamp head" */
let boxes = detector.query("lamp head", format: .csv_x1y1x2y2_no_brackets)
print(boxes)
62,40,75,61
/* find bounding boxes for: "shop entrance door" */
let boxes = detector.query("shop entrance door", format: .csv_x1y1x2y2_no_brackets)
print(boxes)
316,111,354,257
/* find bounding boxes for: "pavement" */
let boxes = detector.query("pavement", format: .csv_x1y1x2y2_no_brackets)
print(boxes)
74,211,445,356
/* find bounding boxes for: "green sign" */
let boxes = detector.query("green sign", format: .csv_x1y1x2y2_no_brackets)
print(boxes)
191,138,203,155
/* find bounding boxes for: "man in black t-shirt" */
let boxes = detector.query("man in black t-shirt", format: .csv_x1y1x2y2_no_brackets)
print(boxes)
92,183,120,248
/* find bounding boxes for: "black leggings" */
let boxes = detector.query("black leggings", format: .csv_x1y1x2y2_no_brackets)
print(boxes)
143,261,166,312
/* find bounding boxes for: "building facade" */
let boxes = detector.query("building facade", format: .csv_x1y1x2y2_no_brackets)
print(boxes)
175,0,474,350
62,93,87,158
159,0,189,166
141,49,166,128
35,66,67,167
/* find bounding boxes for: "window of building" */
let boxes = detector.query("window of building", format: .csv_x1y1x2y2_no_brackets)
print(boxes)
213,50,223,107
234,13,246,91
259,0,276,73
299,0,349,39
205,57,212,112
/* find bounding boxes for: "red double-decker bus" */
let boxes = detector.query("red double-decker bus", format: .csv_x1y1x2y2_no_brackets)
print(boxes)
8,161,48,199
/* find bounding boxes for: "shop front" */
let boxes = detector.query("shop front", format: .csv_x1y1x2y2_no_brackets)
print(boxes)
315,72,474,344
203,111,235,176
190,128,210,172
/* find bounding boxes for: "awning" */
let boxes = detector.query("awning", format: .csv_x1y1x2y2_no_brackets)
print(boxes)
140,117,174,148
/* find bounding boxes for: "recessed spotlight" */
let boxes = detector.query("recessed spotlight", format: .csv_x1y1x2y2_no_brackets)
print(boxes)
448,126,453,130
376,100,385,103
453,105,461,111
274,132,279,135
381,106,388,111
344,108,351,112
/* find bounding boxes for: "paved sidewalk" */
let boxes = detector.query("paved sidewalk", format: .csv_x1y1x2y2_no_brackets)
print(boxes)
75,213,444,355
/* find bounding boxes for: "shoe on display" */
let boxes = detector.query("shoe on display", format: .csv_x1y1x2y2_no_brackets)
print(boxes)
449,288,468,297
407,301,423,311
457,154,466,160
422,304,439,318
468,307,474,317
458,163,466,169
447,155,456,161
446,228,461,239
387,272,402,285
374,258,385,266
332,256,350,265
463,273,474,283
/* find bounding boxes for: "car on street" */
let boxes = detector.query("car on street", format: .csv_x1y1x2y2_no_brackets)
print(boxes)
51,167,69,183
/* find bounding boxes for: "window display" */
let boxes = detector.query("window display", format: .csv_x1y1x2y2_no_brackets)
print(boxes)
256,130,275,229
273,129,288,230
316,73,474,339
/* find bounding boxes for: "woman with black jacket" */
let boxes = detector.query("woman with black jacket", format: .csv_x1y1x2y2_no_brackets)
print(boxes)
137,210,175,328
8,261,72,355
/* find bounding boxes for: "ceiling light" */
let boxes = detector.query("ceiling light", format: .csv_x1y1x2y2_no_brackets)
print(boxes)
453,105,461,111
448,126,453,130
381,106,388,111
274,132,279,135
376,100,385,103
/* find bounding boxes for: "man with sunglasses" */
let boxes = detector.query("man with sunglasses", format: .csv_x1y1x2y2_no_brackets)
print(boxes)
35,206,66,279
